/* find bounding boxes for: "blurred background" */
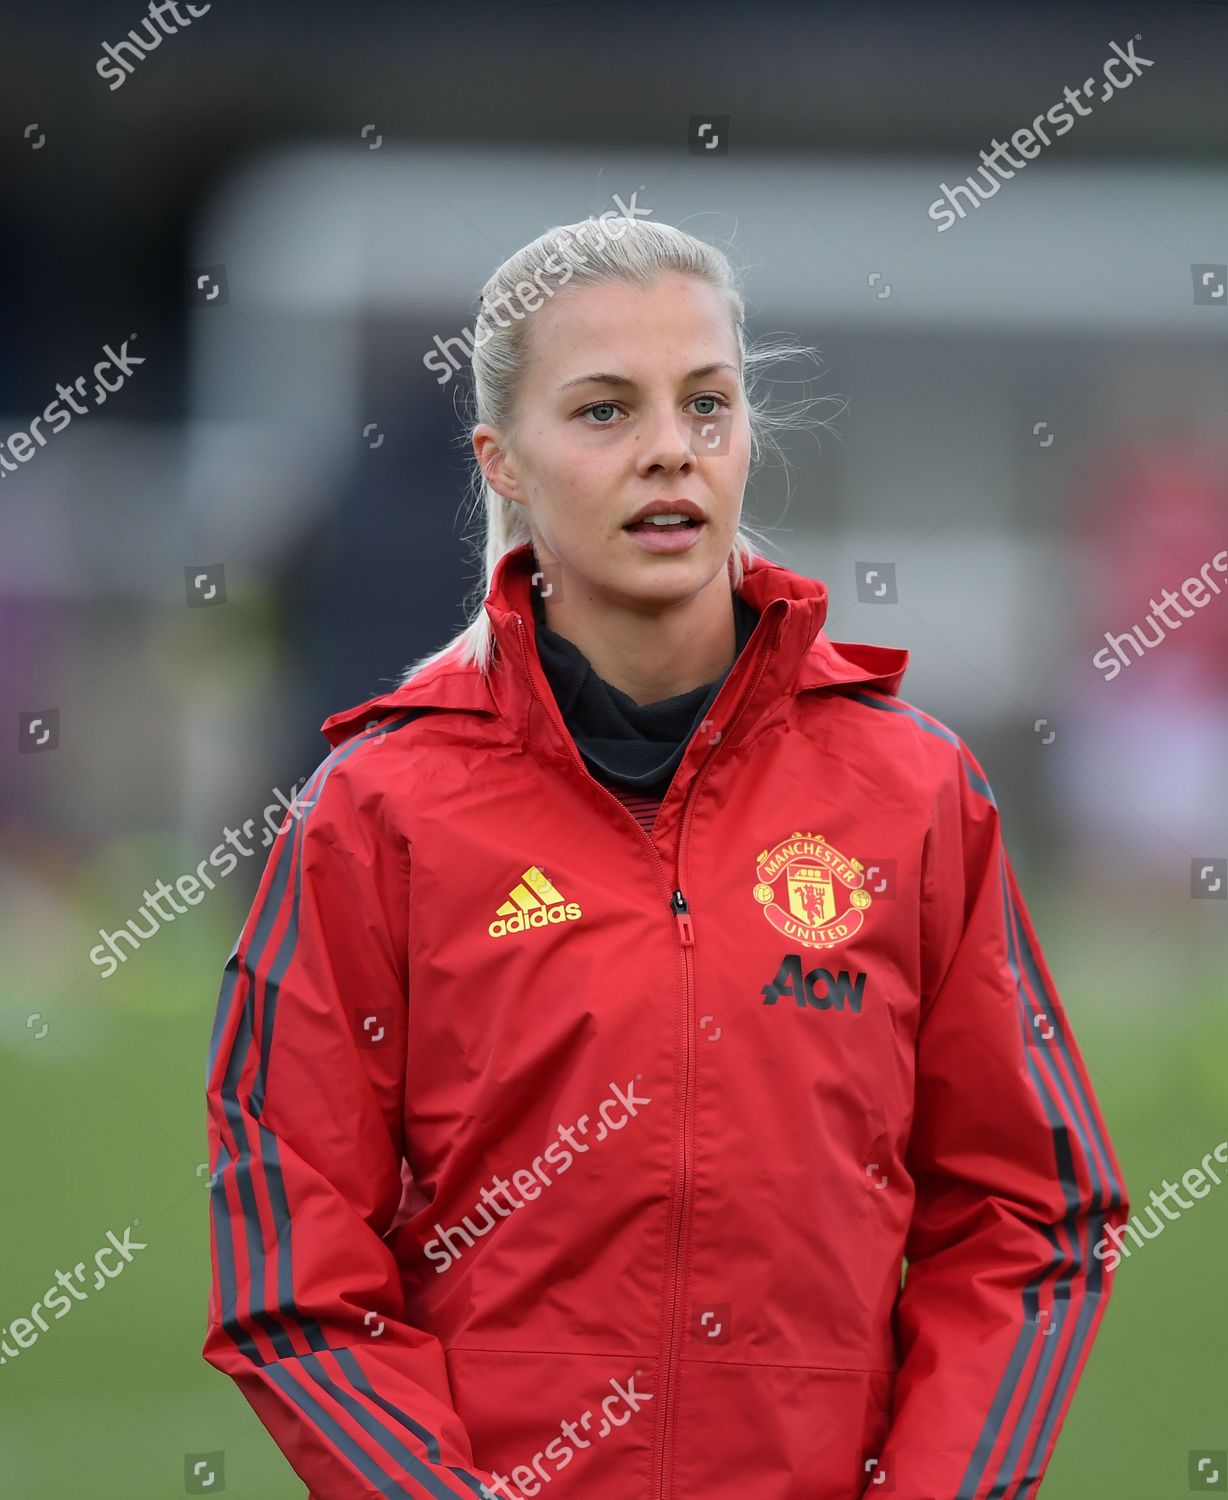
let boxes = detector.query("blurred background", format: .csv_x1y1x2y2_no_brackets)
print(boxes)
2,1,1226,1495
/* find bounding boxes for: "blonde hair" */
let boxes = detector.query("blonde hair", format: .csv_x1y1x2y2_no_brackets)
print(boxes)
401,215,833,683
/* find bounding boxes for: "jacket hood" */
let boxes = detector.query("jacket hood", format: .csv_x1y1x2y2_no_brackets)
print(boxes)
321,541,909,747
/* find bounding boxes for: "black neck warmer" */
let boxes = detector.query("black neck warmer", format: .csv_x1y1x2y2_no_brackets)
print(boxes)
530,583,761,795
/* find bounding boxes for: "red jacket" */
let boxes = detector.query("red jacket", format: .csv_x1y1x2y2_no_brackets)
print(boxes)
203,540,1129,1500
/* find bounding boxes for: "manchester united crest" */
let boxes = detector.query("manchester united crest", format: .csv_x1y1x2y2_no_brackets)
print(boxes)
753,831,872,950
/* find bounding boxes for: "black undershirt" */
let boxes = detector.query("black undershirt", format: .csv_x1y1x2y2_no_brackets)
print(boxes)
530,584,760,797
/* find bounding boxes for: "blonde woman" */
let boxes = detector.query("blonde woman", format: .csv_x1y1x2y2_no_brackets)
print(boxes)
204,216,1129,1500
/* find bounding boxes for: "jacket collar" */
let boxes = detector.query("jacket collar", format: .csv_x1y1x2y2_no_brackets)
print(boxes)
321,541,908,748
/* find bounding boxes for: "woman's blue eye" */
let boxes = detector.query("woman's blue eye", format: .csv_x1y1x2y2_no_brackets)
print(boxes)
691,395,722,416
583,403,620,424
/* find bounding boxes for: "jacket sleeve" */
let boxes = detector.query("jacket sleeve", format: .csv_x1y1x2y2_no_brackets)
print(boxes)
866,737,1130,1500
202,736,518,1500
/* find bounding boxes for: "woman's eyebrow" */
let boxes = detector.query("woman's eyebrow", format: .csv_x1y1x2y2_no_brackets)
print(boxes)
558,361,738,392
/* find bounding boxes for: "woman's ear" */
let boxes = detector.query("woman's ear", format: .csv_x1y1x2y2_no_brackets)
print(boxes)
473,424,524,505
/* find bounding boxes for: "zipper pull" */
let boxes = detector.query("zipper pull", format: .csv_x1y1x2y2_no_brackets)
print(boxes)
671,889,695,946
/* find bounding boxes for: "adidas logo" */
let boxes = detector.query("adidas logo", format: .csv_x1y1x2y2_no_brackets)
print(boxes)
488,865,582,938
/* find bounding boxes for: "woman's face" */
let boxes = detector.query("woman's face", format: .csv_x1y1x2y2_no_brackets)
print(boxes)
474,270,752,612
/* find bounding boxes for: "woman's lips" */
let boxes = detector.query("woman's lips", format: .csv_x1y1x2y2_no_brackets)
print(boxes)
622,519,705,553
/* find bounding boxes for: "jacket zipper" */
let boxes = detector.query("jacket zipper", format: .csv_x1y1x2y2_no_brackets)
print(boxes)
513,609,780,1500
652,617,777,1500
